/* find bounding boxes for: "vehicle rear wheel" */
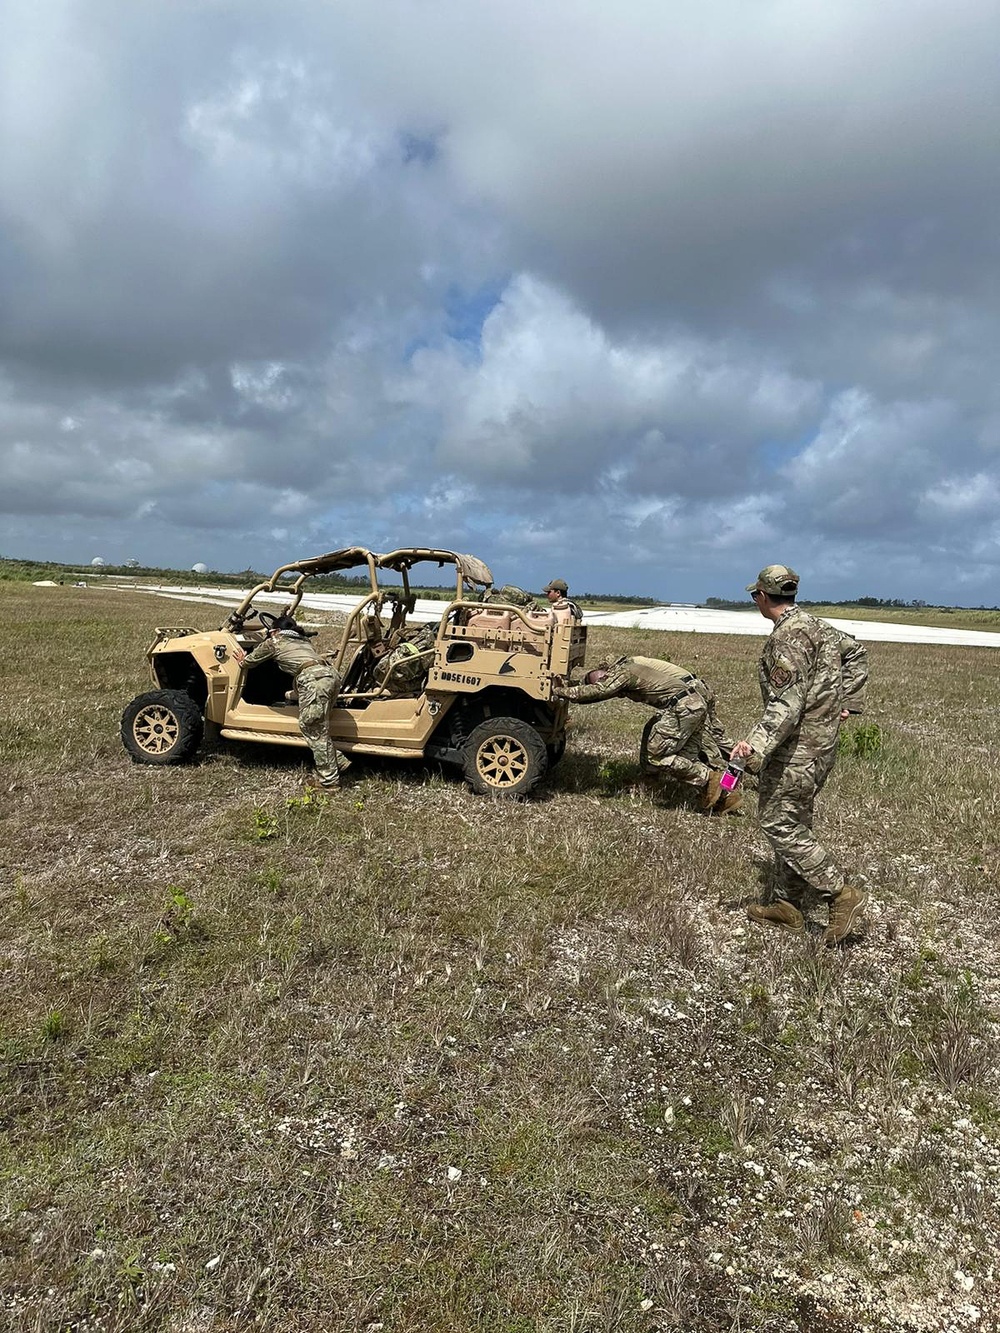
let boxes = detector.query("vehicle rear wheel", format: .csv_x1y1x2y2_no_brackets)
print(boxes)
462,716,547,798
121,689,204,765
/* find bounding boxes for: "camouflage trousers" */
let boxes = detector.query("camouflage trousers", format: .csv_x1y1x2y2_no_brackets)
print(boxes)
644,683,731,790
296,665,342,787
757,744,845,903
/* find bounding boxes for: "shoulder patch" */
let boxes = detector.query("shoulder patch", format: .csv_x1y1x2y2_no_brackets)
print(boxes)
768,653,797,691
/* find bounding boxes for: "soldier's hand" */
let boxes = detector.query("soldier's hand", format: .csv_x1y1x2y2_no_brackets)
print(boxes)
839,708,850,722
730,739,754,761
233,647,246,665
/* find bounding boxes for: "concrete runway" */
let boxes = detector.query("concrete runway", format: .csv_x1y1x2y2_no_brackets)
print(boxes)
118,583,1000,649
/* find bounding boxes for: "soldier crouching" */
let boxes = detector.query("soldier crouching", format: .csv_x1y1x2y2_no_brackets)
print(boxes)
555,655,740,813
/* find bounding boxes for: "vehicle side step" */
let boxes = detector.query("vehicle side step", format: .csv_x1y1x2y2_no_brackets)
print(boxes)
220,729,308,748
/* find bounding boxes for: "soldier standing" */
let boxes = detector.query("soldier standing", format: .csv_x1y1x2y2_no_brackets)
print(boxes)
730,566,868,945
234,613,344,790
542,578,584,621
555,656,740,812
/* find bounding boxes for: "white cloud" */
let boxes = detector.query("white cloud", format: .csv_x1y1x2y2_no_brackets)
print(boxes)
401,275,820,492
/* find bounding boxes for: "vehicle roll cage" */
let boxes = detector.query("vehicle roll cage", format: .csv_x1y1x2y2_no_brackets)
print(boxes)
224,547,495,631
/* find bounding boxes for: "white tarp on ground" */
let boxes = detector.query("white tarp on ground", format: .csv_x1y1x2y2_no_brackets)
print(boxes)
581,603,1000,648
116,583,1000,649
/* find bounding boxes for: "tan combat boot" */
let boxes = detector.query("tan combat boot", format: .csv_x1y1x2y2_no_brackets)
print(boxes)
823,885,867,946
699,771,723,811
713,786,742,816
747,901,805,932
699,771,742,815
305,772,340,792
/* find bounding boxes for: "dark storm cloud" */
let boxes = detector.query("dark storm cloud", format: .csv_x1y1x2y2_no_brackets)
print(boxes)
1,0,998,602
374,0,998,330
0,1,493,387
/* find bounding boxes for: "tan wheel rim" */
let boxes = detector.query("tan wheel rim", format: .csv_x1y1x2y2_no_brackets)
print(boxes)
476,734,529,789
132,704,181,755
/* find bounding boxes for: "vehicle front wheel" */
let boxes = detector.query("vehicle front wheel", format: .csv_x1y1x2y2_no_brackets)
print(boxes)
121,689,204,765
462,716,547,798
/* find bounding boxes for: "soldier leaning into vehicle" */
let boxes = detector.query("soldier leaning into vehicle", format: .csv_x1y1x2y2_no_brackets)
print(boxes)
554,656,740,813
234,612,345,791
542,578,584,621
730,565,869,946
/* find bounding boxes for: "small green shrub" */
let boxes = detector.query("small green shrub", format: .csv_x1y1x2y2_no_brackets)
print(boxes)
42,1009,64,1042
251,808,279,840
840,721,884,758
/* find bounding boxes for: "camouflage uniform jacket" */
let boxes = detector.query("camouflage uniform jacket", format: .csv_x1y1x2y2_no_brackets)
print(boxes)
745,607,867,761
243,631,328,678
550,595,583,621
556,656,698,707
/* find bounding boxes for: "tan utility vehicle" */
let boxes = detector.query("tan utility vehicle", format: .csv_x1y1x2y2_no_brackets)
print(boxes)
120,547,586,797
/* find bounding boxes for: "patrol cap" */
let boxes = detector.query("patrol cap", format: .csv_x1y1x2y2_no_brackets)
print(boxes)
543,578,568,593
746,564,800,596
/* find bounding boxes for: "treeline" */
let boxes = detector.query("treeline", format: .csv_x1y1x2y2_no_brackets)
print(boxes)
575,592,659,606
0,556,373,592
818,596,928,609
2,556,661,605
704,594,1000,612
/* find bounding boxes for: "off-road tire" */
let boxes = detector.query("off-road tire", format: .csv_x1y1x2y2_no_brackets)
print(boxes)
121,690,204,765
462,716,547,798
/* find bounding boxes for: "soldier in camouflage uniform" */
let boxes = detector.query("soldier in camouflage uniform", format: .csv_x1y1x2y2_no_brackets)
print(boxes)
555,656,740,812
543,578,584,621
235,613,344,790
730,565,869,945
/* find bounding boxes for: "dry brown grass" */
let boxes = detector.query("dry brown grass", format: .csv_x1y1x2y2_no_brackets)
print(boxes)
2,584,1000,1332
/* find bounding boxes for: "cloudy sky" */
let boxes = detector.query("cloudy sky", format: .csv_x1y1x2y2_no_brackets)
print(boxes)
1,1,997,603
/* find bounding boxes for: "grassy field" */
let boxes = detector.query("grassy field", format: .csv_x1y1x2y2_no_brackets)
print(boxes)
2,584,999,1333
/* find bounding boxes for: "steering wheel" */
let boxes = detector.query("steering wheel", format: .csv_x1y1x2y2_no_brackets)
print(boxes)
258,611,279,630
